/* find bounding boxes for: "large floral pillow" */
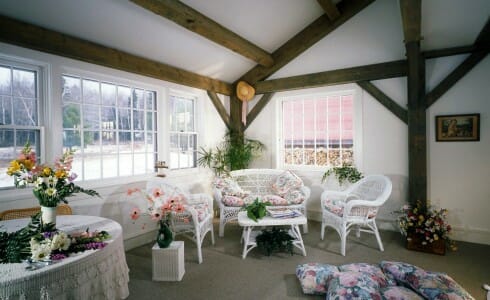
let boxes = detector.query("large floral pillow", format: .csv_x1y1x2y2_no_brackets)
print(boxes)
283,189,306,205
338,263,397,287
271,170,303,196
406,271,474,300
326,271,382,300
296,263,339,295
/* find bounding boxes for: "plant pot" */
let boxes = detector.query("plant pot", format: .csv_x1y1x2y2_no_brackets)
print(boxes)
406,234,446,255
40,206,57,226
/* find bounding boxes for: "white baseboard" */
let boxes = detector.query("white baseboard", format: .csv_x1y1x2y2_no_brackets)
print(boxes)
124,229,157,251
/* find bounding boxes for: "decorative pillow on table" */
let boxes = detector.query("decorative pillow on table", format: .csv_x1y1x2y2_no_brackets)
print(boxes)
295,263,339,295
405,271,474,300
379,286,424,300
271,170,303,196
326,271,382,300
338,263,397,287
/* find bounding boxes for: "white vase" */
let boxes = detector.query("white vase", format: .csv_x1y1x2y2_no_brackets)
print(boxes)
41,206,57,225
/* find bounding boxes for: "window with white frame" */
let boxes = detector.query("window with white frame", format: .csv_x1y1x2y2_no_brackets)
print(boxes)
169,93,197,169
0,60,43,188
281,92,355,168
62,75,157,180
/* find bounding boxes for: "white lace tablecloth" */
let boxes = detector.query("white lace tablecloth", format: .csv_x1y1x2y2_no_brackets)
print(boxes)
0,215,130,300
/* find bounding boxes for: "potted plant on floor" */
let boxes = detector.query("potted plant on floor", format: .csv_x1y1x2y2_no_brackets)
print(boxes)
395,200,456,255
256,227,294,256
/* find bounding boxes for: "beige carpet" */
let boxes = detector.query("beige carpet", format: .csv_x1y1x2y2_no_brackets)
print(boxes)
125,219,490,300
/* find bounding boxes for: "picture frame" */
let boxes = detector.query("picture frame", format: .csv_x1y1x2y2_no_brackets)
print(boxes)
435,113,480,142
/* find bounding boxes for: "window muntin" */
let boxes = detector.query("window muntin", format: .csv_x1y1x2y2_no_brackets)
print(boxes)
0,62,42,188
169,94,197,170
62,75,157,181
281,92,354,168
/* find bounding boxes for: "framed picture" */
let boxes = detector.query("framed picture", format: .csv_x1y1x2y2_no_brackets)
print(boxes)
435,113,480,142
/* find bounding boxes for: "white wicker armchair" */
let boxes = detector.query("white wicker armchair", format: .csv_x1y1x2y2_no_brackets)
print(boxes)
147,180,215,264
320,175,392,256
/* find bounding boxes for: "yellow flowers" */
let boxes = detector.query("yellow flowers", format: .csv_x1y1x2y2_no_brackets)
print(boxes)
7,160,22,175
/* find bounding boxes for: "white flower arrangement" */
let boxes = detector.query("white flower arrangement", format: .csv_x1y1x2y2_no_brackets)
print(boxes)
29,231,71,261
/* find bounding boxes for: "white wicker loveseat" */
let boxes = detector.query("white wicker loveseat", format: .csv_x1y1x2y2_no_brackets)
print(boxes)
213,169,311,237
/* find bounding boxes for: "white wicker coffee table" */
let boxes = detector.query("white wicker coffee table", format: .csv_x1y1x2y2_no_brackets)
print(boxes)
237,211,307,259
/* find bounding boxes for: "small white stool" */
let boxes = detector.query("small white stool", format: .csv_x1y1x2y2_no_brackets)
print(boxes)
152,241,185,281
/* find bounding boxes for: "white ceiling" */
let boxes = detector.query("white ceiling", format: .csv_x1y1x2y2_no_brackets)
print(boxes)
0,0,488,84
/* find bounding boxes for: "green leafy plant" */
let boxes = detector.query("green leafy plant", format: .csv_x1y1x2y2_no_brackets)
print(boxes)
322,164,363,186
244,198,270,222
256,227,294,256
198,129,265,176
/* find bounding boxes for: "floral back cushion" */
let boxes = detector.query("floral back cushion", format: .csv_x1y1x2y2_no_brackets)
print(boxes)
326,271,382,300
283,189,306,205
338,263,397,287
214,177,248,197
271,170,303,196
295,263,339,295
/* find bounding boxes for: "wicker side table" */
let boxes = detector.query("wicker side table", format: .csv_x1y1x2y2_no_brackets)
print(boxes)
152,241,185,281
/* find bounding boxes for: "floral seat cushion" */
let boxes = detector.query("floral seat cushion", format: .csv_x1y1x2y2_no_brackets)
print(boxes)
187,203,210,222
324,198,377,218
295,263,339,295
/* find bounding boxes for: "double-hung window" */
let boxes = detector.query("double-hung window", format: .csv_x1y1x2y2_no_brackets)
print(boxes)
281,91,355,168
62,75,157,180
169,93,197,169
0,60,43,188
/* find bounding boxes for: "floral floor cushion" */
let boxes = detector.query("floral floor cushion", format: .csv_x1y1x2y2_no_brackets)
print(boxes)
295,263,339,295
406,271,474,300
380,286,424,300
338,263,397,287
326,271,383,300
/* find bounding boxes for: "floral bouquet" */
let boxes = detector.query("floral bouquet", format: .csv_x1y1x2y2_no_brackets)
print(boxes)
395,200,456,250
127,185,188,248
6,142,99,207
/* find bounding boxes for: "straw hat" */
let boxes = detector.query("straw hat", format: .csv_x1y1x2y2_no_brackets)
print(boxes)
236,81,255,101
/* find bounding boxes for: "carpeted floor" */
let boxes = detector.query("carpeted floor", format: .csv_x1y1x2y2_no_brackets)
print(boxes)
125,219,490,300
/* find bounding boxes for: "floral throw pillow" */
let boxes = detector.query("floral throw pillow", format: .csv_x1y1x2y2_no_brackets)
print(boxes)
283,189,306,205
326,271,382,300
271,170,303,196
214,177,247,197
338,263,397,287
295,263,339,295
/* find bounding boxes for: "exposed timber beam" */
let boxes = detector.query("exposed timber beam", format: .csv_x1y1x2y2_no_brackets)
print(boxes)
317,0,341,21
357,81,408,124
400,0,427,206
423,44,490,59
207,91,230,128
254,60,407,94
245,93,275,130
0,15,232,95
239,0,374,85
426,18,490,108
130,0,274,67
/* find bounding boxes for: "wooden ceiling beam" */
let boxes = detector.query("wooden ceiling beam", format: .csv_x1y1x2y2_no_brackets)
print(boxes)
0,15,232,95
357,81,407,124
423,44,490,59
426,19,489,108
254,60,407,94
130,0,274,67
239,0,375,85
207,91,230,128
317,0,341,21
245,93,275,130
